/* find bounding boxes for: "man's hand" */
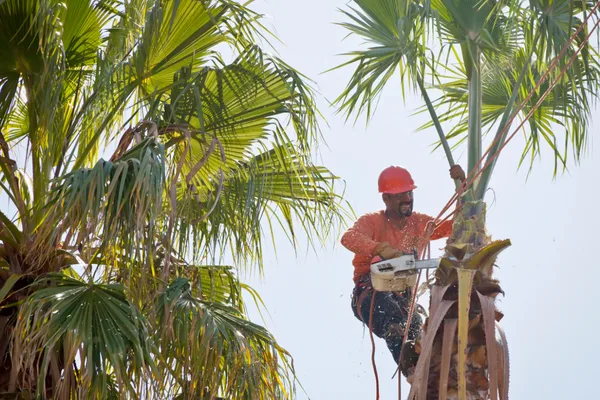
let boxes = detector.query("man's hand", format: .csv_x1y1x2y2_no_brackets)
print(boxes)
449,165,466,182
375,242,403,260
425,220,435,238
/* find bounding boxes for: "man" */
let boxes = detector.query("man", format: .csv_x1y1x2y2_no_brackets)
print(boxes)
340,165,465,368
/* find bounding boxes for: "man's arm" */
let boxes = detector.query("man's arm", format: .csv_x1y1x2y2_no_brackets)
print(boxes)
341,214,403,259
340,215,379,257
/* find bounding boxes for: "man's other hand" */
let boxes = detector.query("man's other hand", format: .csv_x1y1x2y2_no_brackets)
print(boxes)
450,165,466,182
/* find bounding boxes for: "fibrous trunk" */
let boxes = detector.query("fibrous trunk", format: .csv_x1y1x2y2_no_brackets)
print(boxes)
0,275,65,398
405,200,510,400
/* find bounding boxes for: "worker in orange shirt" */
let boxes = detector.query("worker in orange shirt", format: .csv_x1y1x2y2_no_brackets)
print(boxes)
341,165,465,368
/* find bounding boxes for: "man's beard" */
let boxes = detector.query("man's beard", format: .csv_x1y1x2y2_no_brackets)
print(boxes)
398,201,413,217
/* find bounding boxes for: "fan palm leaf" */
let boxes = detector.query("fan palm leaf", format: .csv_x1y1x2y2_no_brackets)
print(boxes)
11,274,154,398
152,278,294,399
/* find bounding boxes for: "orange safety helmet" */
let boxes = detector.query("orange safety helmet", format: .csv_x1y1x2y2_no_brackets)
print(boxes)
378,166,417,194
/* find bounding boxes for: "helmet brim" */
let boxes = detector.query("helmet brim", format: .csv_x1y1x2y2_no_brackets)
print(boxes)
380,184,417,194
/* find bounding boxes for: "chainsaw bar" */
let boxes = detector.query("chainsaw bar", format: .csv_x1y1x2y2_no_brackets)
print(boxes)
371,255,441,274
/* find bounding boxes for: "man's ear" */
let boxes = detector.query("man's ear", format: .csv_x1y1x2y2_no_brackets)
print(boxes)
382,193,389,202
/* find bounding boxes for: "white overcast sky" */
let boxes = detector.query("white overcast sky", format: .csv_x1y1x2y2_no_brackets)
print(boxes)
243,1,600,399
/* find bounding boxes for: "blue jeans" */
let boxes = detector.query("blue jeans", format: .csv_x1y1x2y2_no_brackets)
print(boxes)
351,275,423,364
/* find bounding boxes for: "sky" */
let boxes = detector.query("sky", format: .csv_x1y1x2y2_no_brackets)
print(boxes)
241,1,600,399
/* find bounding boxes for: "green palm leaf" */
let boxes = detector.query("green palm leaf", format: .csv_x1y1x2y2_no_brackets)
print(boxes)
174,142,346,268
153,278,294,399
421,47,599,174
331,0,428,120
336,0,599,193
12,273,154,398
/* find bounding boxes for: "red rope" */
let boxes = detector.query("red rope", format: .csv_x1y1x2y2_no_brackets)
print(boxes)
419,0,600,236
473,14,600,186
369,291,380,400
454,0,600,204
419,1,600,232
435,1,600,233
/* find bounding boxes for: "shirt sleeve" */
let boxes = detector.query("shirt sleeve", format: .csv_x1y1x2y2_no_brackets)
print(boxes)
340,214,380,257
431,219,453,240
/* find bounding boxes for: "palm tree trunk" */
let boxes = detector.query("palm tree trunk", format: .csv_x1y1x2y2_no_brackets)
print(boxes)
406,201,511,400
447,200,488,253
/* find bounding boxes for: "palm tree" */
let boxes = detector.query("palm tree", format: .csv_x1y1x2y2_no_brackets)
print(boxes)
0,0,346,398
334,0,600,398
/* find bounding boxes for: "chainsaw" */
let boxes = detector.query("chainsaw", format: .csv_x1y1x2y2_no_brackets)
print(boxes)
369,252,441,292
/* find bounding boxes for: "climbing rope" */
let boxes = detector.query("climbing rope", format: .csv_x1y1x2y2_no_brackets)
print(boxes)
369,293,380,399
407,0,600,238
390,4,600,399
397,219,437,399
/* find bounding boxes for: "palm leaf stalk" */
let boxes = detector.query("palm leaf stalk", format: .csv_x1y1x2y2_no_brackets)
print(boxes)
0,0,348,398
334,0,600,398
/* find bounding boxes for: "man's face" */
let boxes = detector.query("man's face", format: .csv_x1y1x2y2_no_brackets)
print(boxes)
383,190,414,217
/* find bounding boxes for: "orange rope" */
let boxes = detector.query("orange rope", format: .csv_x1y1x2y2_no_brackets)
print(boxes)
421,0,600,230
421,0,600,237
472,12,600,186
431,0,600,234
453,0,600,204
369,291,380,400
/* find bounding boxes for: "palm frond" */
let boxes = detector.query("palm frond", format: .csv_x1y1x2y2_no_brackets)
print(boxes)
34,130,165,270
12,273,154,398
423,46,600,173
331,0,429,121
153,47,346,267
152,278,294,400
173,142,347,269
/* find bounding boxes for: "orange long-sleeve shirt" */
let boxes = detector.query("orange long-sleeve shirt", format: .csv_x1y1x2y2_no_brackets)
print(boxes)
341,211,453,283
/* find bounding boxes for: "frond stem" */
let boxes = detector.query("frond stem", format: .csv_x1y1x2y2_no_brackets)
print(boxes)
417,75,461,190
